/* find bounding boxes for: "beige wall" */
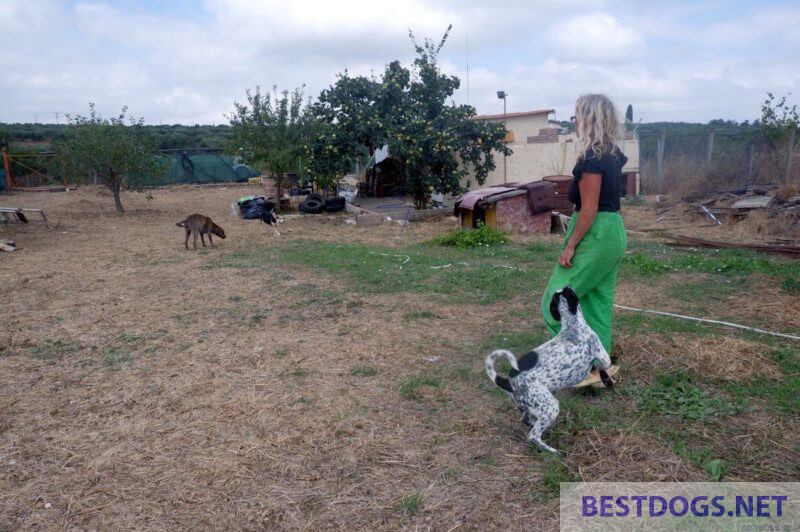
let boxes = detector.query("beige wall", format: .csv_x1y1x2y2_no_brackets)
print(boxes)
462,116,640,190
489,113,552,143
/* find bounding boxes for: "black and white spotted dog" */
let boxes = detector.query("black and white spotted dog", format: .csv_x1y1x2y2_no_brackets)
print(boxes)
260,208,281,237
485,286,612,455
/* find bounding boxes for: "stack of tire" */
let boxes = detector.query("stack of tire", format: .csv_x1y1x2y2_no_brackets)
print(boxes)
299,193,346,214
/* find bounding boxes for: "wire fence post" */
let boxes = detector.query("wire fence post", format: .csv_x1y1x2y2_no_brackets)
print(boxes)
656,132,665,194
706,131,714,169
2,148,12,192
747,140,755,186
785,129,796,183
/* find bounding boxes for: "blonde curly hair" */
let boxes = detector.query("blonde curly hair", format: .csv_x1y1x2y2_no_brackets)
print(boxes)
574,94,620,159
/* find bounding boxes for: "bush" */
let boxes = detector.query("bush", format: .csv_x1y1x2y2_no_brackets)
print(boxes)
432,223,509,249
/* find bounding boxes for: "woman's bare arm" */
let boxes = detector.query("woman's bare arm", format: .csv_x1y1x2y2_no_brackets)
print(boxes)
559,172,601,267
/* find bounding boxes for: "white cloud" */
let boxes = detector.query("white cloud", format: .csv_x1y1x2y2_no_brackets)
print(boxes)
0,0,796,125
545,13,646,63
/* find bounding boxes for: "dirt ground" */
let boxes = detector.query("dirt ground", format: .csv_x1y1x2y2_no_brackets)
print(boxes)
0,185,797,530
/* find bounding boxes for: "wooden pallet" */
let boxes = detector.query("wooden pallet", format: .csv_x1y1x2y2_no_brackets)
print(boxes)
0,207,47,223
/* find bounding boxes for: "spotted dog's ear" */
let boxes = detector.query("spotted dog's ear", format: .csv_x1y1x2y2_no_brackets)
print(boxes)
562,285,580,315
549,291,562,322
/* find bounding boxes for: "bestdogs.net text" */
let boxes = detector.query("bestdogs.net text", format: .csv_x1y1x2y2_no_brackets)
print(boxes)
582,495,788,518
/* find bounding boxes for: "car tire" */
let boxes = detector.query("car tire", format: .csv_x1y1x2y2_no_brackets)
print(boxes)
299,198,324,214
324,197,346,212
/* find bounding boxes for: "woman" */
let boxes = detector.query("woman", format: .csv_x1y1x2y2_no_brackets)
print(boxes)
540,94,627,387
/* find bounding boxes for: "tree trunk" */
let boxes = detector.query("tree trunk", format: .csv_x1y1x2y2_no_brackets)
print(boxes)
108,169,124,213
275,176,283,213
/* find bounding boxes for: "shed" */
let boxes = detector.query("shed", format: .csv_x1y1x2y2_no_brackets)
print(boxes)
455,181,555,234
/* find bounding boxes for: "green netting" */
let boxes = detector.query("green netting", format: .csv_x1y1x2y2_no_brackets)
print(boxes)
157,153,259,185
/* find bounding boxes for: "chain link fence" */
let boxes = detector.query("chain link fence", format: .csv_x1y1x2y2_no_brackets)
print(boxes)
638,131,798,199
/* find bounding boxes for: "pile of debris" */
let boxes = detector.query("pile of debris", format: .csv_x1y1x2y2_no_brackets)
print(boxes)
0,239,16,252
691,184,800,225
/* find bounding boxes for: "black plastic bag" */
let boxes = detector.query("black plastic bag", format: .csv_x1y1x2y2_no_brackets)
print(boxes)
238,197,276,220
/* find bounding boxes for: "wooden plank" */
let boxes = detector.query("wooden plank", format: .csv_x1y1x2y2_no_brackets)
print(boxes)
731,196,775,209
665,234,800,257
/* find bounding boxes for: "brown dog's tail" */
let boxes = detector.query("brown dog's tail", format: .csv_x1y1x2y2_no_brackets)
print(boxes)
175,219,187,227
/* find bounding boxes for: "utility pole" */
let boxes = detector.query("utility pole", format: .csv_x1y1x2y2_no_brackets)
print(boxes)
497,90,507,184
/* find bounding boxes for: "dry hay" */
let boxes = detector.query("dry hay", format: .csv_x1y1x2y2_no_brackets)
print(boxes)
616,333,782,383
0,186,552,530
733,208,800,240
0,185,793,530
565,429,706,482
721,274,800,331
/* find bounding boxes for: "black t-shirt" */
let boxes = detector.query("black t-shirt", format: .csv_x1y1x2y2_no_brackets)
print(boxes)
568,147,628,212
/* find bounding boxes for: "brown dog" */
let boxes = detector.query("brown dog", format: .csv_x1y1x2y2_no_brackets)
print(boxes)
176,214,226,250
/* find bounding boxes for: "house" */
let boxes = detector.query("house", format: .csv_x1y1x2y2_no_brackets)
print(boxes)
465,109,640,194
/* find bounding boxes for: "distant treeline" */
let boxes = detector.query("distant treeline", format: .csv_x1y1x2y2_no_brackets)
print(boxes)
0,123,233,150
1,119,764,156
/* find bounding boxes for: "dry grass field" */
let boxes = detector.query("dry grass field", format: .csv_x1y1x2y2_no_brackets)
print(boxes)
1,185,798,530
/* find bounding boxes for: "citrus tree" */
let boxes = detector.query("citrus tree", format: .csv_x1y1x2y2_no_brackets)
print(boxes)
229,86,307,210
57,104,164,213
314,26,510,208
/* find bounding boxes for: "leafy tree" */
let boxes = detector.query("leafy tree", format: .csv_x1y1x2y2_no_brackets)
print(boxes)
57,104,165,213
314,25,510,209
304,119,356,195
625,104,633,124
0,126,10,149
397,26,510,208
229,86,307,210
760,93,798,144
760,92,799,181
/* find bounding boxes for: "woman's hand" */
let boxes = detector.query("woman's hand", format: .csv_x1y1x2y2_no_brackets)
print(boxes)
559,246,575,268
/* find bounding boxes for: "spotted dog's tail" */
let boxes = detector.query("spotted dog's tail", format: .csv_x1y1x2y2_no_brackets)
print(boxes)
175,219,187,227
485,349,518,393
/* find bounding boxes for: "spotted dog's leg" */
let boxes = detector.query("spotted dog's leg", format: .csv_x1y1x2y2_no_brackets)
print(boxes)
521,412,534,427
526,382,561,455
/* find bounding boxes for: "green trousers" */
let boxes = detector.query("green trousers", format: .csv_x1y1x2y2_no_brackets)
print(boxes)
540,211,627,353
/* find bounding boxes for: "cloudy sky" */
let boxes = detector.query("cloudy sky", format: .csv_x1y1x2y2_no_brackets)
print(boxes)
2,0,798,125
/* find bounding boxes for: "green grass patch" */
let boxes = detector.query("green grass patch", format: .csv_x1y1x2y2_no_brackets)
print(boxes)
402,310,440,321
781,276,800,295
399,375,442,400
540,454,578,496
120,332,145,344
276,240,556,305
623,195,645,206
398,492,423,516
484,330,550,356
350,365,378,377
721,347,800,416
637,372,742,421
431,224,509,249
103,347,132,369
621,243,800,279
622,252,674,275
668,275,750,302
31,339,81,360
